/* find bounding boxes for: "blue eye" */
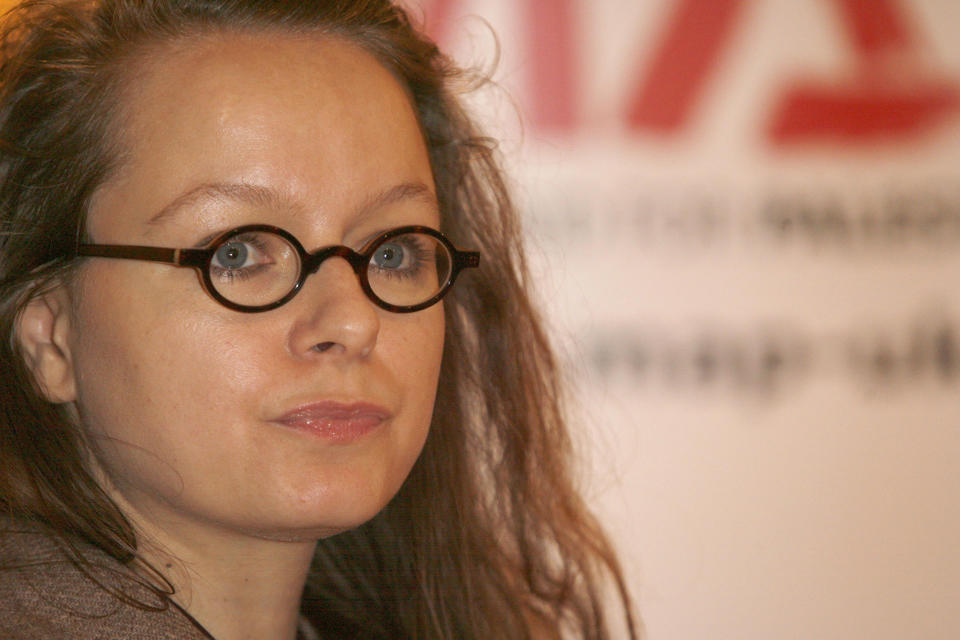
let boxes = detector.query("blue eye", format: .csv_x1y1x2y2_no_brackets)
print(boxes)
374,243,405,269
213,241,250,270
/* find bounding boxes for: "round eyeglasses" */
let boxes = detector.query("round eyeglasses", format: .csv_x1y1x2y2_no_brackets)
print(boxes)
77,224,480,313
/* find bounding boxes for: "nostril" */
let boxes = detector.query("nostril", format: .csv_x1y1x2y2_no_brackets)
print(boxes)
313,341,335,353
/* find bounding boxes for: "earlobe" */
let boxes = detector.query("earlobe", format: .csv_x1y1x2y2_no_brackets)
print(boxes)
16,288,77,404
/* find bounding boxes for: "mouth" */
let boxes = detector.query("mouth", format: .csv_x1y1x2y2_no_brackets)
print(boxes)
271,401,391,443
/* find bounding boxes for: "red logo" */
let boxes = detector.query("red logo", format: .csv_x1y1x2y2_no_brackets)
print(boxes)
421,0,960,145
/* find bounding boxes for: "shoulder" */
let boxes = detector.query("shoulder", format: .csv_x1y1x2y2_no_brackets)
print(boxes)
0,518,210,640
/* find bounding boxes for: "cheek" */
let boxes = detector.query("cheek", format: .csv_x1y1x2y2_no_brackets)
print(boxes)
68,267,267,459
391,305,444,404
375,307,444,477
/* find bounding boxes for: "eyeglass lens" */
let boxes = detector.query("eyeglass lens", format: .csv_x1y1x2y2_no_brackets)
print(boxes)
207,230,451,309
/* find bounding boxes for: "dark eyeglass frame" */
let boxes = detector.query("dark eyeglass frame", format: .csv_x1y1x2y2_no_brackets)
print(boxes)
77,224,480,313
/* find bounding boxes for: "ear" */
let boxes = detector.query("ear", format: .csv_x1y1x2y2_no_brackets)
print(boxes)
16,287,77,404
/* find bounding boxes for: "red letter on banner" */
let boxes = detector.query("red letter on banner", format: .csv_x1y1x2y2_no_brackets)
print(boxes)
625,0,745,134
523,0,578,132
767,0,960,144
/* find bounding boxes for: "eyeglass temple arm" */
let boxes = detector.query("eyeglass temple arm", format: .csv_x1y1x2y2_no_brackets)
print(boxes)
76,244,208,267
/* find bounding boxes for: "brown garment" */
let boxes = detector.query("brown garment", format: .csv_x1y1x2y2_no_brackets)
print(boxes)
0,520,211,640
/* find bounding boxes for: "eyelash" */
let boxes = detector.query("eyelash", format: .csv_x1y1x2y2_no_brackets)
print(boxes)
209,234,270,281
370,239,432,280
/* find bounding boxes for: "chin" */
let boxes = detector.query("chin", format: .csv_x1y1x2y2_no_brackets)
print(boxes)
226,503,383,543
253,478,403,541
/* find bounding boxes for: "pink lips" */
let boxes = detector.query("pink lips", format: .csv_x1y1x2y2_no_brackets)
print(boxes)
272,401,390,443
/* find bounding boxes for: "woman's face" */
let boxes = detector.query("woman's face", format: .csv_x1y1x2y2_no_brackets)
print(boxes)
59,32,444,540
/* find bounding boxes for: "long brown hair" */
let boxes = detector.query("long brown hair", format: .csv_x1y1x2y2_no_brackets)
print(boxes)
0,1,637,637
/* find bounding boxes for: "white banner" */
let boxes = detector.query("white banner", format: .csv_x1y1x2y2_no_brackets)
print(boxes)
408,1,960,638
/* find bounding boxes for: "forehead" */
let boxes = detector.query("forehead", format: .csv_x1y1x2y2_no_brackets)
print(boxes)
90,30,435,238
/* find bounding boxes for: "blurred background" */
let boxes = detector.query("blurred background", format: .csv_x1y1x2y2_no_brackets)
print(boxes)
402,1,960,638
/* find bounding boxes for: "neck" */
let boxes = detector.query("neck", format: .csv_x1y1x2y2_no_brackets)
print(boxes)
113,497,319,640
157,527,317,640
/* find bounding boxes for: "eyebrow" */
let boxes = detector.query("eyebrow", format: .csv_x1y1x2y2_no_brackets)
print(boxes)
147,182,286,227
147,180,438,230
352,181,438,227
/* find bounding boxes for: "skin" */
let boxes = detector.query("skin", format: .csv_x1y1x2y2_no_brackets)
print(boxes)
19,31,444,640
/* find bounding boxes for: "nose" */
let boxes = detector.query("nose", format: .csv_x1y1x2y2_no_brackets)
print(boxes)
286,256,380,359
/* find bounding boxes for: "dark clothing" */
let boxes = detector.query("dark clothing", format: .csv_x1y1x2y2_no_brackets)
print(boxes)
0,519,211,639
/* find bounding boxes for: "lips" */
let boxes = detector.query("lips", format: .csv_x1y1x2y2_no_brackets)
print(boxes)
271,401,390,443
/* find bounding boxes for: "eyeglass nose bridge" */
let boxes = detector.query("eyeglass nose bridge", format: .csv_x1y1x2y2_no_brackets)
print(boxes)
301,245,368,277
295,245,375,306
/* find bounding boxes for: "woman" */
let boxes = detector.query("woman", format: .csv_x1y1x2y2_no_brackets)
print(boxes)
0,1,637,638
